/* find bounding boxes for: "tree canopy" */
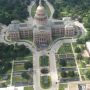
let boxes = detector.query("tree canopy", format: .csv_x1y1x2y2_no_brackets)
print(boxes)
0,43,31,74
0,0,31,25
48,0,90,19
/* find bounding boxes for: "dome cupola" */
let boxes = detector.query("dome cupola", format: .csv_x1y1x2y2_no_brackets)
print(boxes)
34,0,48,25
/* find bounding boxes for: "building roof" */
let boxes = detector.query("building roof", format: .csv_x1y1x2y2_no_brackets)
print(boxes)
8,21,32,32
68,81,90,90
36,5,45,12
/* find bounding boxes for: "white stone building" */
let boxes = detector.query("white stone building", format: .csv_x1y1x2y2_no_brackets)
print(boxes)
7,2,82,49
86,42,90,56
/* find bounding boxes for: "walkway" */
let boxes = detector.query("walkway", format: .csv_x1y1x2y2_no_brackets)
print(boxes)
44,0,55,18
33,51,41,90
26,1,35,24
49,51,59,90
71,42,82,81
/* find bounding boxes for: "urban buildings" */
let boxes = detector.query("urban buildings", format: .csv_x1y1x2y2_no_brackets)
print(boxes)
7,2,82,49
66,81,90,90
86,42,90,56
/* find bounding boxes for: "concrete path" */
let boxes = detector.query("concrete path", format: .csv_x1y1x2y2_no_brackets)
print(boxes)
33,51,42,90
44,0,55,18
26,1,35,24
71,42,82,81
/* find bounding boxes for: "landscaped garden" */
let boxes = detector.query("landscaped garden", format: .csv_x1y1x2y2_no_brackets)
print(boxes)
57,58,76,67
12,71,33,86
12,60,33,86
14,64,25,71
0,43,32,87
58,43,73,54
60,71,78,78
72,42,90,81
40,76,51,89
59,84,67,90
39,55,49,66
24,86,34,90
56,42,79,83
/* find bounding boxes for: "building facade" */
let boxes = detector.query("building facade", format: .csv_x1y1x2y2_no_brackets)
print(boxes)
7,3,82,49
86,42,90,56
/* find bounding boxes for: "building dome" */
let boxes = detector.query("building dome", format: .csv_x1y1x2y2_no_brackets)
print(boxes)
37,5,45,11
34,0,48,25
36,5,46,15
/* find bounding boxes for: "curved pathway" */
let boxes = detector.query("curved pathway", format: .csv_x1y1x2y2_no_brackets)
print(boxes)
44,0,55,18
26,1,35,24
27,0,55,21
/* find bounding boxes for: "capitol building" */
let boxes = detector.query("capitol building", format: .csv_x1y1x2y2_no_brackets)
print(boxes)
7,2,82,49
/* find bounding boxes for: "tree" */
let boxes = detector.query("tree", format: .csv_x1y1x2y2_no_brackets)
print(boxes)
24,61,33,70
80,62,86,68
77,53,83,60
68,71,75,77
0,43,31,74
75,47,81,53
59,59,67,66
41,68,49,74
0,0,31,25
61,71,67,78
21,72,30,80
77,38,86,44
53,10,59,19
86,70,90,79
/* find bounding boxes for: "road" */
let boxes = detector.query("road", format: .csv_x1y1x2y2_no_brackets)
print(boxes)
50,38,77,53
33,51,42,90
33,50,59,90
49,52,59,90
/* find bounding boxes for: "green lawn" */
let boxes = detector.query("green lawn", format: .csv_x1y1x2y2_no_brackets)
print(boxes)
66,60,76,67
40,76,51,89
39,55,49,66
27,37,33,42
31,3,51,17
59,84,67,90
58,43,73,54
31,4,37,17
14,64,25,71
24,87,34,90
13,76,27,83
72,43,78,50
24,56,33,61
17,56,33,61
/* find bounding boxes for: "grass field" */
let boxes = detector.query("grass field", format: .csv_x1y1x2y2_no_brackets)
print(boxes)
14,64,25,71
40,76,51,89
24,87,34,90
58,43,73,54
13,76,27,83
59,84,67,90
39,55,49,66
